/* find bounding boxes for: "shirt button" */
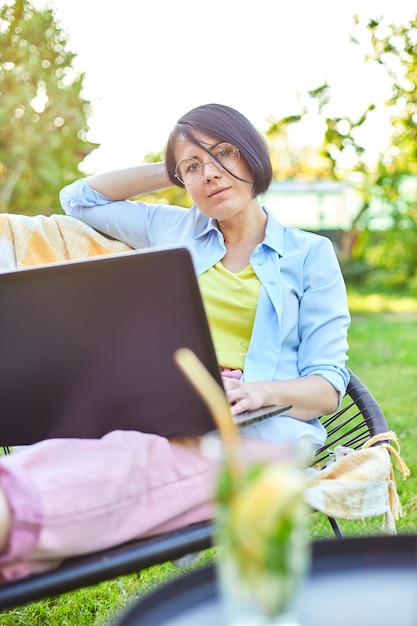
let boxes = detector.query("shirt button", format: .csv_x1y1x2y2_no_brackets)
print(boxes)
269,279,277,284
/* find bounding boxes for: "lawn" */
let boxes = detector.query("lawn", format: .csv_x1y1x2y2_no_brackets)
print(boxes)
1,290,417,625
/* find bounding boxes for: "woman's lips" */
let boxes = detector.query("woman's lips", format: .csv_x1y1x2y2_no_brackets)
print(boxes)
208,187,230,198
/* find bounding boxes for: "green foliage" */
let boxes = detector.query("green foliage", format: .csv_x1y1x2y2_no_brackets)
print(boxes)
367,17,417,179
266,12,417,288
138,149,193,207
362,15,417,290
0,0,97,215
342,226,417,295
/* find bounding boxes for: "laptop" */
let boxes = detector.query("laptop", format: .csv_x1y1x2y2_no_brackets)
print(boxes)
0,246,290,445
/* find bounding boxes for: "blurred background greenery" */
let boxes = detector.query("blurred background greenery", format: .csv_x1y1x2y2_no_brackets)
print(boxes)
2,1,417,297
1,2,417,623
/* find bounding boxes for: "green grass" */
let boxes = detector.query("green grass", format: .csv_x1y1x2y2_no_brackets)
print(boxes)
1,290,417,625
0,552,217,625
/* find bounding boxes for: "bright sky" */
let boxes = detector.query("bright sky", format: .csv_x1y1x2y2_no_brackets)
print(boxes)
35,0,417,173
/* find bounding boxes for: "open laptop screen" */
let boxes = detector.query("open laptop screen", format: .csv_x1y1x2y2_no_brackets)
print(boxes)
0,247,222,444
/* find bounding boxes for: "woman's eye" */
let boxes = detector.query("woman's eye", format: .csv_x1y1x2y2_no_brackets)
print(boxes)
215,144,235,160
216,148,230,159
187,160,200,173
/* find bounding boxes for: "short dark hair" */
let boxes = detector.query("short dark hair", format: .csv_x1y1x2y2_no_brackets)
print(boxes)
165,103,272,197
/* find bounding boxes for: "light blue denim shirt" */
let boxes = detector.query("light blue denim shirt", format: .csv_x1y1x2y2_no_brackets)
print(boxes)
60,179,350,448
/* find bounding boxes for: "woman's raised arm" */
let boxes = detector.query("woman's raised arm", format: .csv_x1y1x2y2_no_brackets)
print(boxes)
85,161,171,201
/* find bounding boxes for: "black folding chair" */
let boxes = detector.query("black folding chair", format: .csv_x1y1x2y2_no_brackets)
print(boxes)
0,368,390,609
313,368,389,466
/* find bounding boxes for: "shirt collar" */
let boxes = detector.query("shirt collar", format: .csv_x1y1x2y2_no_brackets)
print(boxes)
261,207,285,257
189,204,285,255
189,206,221,239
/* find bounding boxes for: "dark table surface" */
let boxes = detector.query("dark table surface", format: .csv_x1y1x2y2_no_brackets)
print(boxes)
114,534,417,626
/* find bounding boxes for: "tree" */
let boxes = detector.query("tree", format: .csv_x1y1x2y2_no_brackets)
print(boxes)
266,12,417,292
0,0,97,214
363,15,417,292
265,111,335,181
266,90,378,264
136,149,193,208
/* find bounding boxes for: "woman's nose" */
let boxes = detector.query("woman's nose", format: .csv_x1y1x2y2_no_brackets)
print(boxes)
202,158,221,179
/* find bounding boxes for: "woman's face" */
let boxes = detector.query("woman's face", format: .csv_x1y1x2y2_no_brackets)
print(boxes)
173,131,257,222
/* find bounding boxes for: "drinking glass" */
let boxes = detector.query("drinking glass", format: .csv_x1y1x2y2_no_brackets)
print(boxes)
215,452,311,625
173,348,311,625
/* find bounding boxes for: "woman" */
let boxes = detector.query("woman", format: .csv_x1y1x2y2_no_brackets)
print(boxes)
0,104,349,581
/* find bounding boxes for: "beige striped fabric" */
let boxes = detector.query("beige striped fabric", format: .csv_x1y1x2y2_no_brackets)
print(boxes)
306,432,410,534
0,213,132,271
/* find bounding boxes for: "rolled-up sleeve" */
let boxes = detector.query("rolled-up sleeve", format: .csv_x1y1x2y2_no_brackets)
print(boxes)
60,179,111,214
60,179,153,249
59,179,194,251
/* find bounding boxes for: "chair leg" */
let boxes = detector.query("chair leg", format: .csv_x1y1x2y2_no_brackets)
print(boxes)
327,516,344,539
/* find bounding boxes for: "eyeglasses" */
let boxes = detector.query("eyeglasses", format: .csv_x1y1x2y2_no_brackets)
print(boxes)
174,142,240,185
